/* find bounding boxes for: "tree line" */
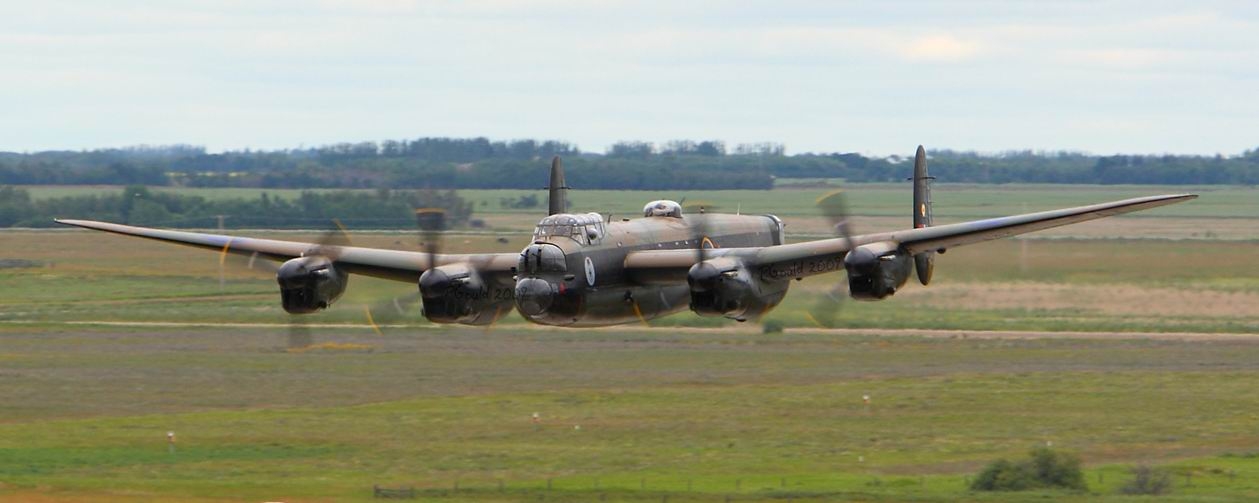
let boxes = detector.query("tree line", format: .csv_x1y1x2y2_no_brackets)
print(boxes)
3,138,1259,189
0,186,473,229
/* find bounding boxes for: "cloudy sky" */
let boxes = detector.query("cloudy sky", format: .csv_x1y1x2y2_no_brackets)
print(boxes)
1,1,1255,155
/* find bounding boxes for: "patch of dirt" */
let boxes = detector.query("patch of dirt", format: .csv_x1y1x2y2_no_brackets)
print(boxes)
900,282,1259,318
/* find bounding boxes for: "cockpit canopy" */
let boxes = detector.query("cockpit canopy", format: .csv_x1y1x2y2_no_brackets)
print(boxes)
532,212,605,245
643,200,683,218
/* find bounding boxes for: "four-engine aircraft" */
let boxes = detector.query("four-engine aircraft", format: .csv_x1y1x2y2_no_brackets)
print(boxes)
56,146,1196,327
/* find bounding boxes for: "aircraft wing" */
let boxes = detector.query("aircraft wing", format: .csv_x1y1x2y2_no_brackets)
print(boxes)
624,193,1197,282
53,219,518,283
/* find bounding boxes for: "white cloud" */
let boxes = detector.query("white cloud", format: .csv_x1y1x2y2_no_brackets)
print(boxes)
897,35,982,62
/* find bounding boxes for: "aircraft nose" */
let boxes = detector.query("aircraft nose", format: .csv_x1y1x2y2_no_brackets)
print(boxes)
514,277,556,317
519,243,567,274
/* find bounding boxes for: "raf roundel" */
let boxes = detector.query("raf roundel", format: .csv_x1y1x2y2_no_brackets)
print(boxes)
584,257,596,286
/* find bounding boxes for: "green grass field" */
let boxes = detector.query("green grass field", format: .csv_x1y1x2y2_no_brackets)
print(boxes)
6,327,1259,502
2,231,1255,334
18,183,1258,218
2,185,1258,501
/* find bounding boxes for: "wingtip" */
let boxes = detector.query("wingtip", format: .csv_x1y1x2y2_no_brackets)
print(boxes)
53,218,102,229
1145,194,1198,206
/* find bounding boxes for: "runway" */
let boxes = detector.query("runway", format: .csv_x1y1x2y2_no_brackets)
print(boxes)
4,319,1254,341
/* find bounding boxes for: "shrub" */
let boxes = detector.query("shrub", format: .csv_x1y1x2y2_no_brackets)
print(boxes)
1029,447,1087,490
972,459,1037,491
761,320,784,334
1120,465,1172,495
971,447,1087,492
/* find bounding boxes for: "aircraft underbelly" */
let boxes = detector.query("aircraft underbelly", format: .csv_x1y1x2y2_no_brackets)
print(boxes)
526,284,691,327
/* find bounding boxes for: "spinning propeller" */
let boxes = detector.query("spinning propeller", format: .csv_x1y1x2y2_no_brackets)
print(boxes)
306,220,421,334
414,207,450,319
414,208,508,328
804,189,855,328
685,203,720,307
217,220,422,344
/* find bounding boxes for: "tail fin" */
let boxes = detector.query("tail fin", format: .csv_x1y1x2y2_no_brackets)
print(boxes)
547,156,569,215
911,145,935,285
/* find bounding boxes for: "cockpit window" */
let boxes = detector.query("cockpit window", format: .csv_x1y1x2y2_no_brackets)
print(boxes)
532,212,605,245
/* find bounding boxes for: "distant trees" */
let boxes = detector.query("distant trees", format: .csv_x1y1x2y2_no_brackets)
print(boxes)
660,140,726,157
734,142,786,156
607,141,654,159
610,140,730,158
0,186,33,227
0,186,474,229
365,137,578,162
2,137,1258,189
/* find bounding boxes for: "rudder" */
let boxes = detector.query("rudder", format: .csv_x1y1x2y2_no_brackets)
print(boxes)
912,145,935,285
547,156,568,216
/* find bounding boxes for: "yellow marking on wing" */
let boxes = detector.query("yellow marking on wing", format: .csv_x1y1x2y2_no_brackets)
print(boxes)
364,306,383,336
485,306,506,333
758,303,775,321
815,189,845,205
219,239,233,266
631,301,650,327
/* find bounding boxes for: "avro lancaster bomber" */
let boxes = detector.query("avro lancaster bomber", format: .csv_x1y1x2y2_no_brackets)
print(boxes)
57,147,1196,328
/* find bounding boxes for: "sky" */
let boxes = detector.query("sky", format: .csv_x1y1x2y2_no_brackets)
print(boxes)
1,1,1256,156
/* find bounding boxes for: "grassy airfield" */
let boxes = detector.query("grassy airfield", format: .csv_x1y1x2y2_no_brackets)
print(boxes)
16,183,1257,220
1,185,1258,501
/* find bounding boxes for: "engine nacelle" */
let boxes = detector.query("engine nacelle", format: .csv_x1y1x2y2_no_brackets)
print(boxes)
276,256,348,314
688,257,787,321
845,241,913,301
419,263,501,325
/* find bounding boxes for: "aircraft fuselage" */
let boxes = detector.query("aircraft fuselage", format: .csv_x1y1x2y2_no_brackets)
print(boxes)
513,211,784,326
